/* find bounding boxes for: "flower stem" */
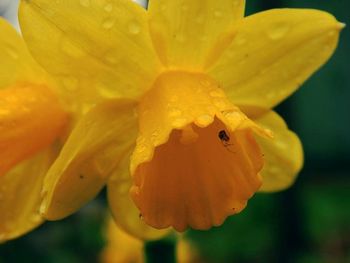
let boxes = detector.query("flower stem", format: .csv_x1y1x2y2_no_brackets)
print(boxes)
144,238,176,263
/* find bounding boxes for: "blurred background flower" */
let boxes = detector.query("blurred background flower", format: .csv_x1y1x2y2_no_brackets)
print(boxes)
0,0,349,262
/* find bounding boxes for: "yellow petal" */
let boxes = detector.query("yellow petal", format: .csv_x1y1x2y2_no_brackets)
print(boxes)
0,83,67,177
19,0,162,115
41,99,138,220
148,0,245,70
108,150,170,240
0,148,57,243
0,17,46,88
208,9,343,109
254,111,303,192
130,71,268,231
100,216,144,263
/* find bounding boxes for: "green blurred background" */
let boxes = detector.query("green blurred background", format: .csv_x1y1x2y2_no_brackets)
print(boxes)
0,0,349,262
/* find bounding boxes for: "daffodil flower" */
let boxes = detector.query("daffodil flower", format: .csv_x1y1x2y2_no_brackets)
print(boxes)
18,0,342,235
0,18,67,241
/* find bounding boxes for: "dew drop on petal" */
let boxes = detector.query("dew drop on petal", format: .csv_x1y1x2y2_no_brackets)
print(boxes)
196,114,214,127
136,145,146,153
104,3,113,12
61,38,85,58
209,89,225,98
172,117,188,128
80,0,90,7
102,17,116,29
214,10,223,18
150,130,160,144
128,20,141,35
97,82,117,99
213,98,227,109
30,214,42,223
200,79,211,87
267,23,290,40
168,108,182,117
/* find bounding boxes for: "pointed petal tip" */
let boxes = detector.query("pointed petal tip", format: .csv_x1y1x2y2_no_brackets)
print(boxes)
337,22,346,30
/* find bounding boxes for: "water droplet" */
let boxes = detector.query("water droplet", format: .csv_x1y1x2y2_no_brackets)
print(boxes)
172,117,187,128
128,20,141,35
39,202,47,215
30,214,42,223
82,103,95,114
200,79,211,87
210,89,225,98
62,76,78,91
168,108,182,117
40,189,48,199
104,3,113,12
97,82,117,98
61,38,85,58
196,114,214,127
150,131,160,144
267,23,290,40
80,0,90,7
214,10,223,18
136,145,146,153
213,98,227,108
223,111,242,123
102,17,116,29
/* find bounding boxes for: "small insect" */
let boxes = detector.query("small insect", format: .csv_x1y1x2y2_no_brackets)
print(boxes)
218,130,235,152
218,130,230,144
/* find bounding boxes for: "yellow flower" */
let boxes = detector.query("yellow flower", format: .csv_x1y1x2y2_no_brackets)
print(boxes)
101,215,199,263
0,18,68,241
18,0,342,235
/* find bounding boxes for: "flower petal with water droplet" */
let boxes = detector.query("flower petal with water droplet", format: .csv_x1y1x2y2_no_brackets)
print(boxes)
148,0,245,69
208,9,343,110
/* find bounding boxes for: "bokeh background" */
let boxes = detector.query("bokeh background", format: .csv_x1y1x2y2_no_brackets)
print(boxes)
0,0,349,262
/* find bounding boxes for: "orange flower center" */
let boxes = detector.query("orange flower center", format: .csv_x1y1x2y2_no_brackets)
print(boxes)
130,71,269,231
